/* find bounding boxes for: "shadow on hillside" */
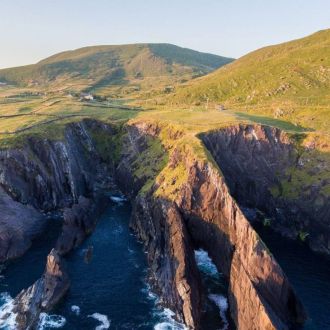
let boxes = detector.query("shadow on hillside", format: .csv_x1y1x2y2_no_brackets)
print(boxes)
234,112,314,133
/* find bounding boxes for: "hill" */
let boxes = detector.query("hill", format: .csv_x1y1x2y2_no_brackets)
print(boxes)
171,29,330,132
0,43,233,96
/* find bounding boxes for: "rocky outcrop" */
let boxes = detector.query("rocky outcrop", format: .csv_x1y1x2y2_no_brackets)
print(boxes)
132,196,202,328
0,119,116,262
56,194,108,255
0,119,114,211
124,122,306,330
0,186,45,262
11,249,70,329
201,124,330,255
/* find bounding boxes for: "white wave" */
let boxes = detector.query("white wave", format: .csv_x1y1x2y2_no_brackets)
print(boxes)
110,195,126,203
194,249,219,278
0,292,17,330
141,283,157,301
88,312,111,329
154,308,188,330
37,313,66,329
208,294,229,330
71,305,80,316
127,246,134,254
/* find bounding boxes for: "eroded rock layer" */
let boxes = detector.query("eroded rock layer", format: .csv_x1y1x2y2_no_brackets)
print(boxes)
201,125,330,255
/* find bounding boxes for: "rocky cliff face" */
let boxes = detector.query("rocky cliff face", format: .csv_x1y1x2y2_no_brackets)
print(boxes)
119,122,306,330
201,124,330,255
0,119,311,329
0,120,117,327
132,196,202,328
0,119,115,261
0,186,45,262
0,120,114,211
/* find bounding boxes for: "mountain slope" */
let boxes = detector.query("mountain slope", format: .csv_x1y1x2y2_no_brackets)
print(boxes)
172,29,330,132
0,43,233,95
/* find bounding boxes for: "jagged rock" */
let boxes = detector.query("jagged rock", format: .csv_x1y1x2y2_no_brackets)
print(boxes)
132,197,202,328
56,194,108,255
11,249,70,329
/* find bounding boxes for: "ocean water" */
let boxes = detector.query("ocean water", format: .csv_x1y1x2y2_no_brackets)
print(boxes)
256,224,330,330
51,199,189,330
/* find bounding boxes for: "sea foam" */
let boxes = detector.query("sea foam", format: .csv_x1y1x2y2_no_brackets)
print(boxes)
194,249,219,278
208,294,229,330
109,195,126,203
37,313,66,329
71,305,80,315
88,312,111,329
0,292,17,330
153,308,188,330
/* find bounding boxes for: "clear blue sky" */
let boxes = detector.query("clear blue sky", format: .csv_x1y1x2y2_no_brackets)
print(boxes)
0,0,329,68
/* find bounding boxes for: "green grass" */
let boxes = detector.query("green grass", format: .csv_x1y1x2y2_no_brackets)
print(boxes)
0,43,232,99
170,29,330,134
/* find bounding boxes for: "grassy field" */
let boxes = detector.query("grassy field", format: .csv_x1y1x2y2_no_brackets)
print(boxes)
165,29,330,135
0,86,139,148
0,43,233,100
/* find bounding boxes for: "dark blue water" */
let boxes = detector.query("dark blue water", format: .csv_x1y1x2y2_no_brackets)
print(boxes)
256,225,330,330
52,200,190,330
0,219,62,296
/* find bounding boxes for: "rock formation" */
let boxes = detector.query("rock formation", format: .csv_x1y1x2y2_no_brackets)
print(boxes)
56,194,107,255
201,124,330,255
10,249,70,329
0,186,45,262
124,122,307,329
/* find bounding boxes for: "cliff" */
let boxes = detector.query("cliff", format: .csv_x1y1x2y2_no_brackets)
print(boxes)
201,124,330,255
0,119,311,329
0,119,115,261
119,121,306,329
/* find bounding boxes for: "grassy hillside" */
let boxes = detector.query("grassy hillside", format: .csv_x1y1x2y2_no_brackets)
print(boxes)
170,29,330,133
0,44,233,97
0,30,329,207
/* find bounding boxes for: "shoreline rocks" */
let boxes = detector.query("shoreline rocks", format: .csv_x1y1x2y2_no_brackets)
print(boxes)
10,249,70,330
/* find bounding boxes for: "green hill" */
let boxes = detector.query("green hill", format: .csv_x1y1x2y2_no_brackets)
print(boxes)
172,29,330,132
0,44,233,96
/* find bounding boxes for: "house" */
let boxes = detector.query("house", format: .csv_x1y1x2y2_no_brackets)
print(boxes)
80,93,94,101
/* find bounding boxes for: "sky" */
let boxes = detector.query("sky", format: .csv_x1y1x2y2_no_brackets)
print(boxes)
0,0,329,68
